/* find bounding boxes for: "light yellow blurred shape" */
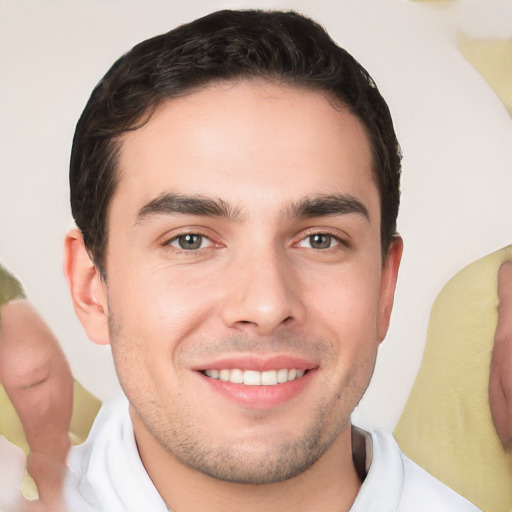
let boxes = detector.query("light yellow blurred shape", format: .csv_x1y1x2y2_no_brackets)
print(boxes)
395,245,512,512
459,33,512,114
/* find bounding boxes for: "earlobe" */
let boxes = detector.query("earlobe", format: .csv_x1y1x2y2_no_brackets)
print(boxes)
377,236,403,343
63,229,110,345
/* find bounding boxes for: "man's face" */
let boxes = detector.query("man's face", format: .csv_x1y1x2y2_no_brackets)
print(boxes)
97,81,401,483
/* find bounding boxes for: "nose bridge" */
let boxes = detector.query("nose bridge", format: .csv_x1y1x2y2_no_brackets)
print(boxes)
220,238,302,334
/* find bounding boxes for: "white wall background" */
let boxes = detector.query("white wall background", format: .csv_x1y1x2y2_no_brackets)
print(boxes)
1,0,511,431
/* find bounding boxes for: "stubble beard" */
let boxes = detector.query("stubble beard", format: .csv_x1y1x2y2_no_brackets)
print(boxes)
134,393,350,485
108,312,373,485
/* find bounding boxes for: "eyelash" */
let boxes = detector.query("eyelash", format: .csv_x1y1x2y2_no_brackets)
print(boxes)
294,230,349,251
162,232,215,254
162,229,348,255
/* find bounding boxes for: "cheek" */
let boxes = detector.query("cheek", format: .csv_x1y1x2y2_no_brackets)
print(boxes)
106,264,219,373
109,259,205,322
145,271,223,346
304,264,382,389
307,264,382,335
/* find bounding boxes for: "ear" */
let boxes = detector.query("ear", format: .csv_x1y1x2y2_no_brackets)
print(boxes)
377,236,403,343
63,229,110,345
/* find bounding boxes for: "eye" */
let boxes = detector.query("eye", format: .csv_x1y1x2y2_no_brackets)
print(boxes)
169,234,211,251
297,233,340,250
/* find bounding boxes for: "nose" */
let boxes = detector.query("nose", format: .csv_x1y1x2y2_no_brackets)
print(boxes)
219,245,305,336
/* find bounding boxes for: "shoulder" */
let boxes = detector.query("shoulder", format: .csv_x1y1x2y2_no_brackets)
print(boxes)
66,396,168,512
351,429,481,512
398,451,481,511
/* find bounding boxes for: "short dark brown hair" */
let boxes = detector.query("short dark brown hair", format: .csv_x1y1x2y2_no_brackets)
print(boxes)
70,9,401,274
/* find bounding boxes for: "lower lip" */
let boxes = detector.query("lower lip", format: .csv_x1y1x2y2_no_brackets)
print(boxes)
198,369,315,409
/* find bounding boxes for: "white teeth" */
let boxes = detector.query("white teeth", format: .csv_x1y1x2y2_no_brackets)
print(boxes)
243,370,261,386
204,368,306,385
277,368,289,383
230,369,243,384
261,370,277,386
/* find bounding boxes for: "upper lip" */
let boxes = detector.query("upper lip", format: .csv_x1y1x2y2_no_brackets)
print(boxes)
190,354,318,372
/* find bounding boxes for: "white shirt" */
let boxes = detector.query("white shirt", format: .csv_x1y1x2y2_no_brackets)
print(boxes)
65,396,480,512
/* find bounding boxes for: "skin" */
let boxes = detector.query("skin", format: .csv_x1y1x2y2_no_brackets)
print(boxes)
65,80,403,512
489,261,512,449
0,299,72,511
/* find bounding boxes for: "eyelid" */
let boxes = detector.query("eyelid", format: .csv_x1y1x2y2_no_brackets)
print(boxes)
293,227,351,248
168,233,213,250
297,234,339,249
159,226,223,253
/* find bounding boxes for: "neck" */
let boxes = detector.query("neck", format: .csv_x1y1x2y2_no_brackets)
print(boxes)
135,422,364,512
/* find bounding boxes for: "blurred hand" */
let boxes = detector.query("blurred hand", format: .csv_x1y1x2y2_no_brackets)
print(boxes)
0,299,73,510
489,261,512,448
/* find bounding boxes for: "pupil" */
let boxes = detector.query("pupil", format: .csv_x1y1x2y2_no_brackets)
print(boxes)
179,234,201,250
311,234,330,249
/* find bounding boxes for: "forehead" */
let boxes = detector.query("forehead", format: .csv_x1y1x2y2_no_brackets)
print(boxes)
114,80,377,216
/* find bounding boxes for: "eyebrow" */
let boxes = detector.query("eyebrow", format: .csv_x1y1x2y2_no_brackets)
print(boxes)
136,193,243,223
135,192,369,224
284,194,370,221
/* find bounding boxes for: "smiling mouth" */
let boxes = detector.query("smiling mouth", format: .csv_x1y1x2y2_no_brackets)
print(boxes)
202,368,307,386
